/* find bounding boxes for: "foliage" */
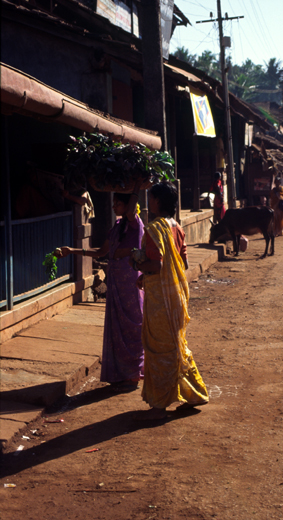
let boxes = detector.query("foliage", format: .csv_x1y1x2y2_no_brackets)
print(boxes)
173,47,282,104
64,133,175,191
173,47,220,79
173,46,197,65
228,57,282,103
195,51,220,79
256,107,278,126
42,253,58,281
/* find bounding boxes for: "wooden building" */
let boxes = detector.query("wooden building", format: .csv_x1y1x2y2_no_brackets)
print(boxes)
0,0,272,340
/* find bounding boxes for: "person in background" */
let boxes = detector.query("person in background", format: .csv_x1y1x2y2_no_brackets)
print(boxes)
209,172,226,223
58,180,144,392
270,176,283,236
215,132,226,174
130,181,209,421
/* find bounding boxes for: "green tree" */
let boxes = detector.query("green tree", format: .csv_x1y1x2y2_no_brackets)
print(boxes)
194,50,220,79
171,47,281,104
226,58,265,102
264,58,282,87
172,46,197,65
260,58,282,101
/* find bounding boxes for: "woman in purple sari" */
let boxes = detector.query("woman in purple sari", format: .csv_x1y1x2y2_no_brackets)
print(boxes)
59,181,144,391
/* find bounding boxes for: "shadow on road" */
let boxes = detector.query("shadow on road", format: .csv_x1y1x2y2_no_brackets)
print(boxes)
0,404,201,479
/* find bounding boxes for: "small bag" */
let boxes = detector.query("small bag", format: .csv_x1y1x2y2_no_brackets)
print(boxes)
239,235,248,252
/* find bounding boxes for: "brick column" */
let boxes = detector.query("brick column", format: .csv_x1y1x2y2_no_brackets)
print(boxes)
73,204,94,302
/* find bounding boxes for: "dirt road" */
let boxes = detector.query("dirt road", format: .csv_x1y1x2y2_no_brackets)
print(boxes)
1,236,283,520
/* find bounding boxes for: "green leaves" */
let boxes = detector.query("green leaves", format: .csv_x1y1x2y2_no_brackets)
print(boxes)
42,253,58,281
64,133,175,191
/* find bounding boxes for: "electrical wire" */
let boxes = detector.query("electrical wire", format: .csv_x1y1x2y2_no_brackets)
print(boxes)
238,0,275,62
182,1,215,12
249,0,275,58
190,26,216,53
170,1,215,54
227,0,235,16
171,21,217,55
256,0,278,54
237,21,264,65
237,18,245,66
170,0,280,68
227,19,236,68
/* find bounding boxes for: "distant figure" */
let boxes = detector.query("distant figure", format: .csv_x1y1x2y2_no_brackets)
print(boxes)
215,132,226,173
270,176,283,236
209,172,226,223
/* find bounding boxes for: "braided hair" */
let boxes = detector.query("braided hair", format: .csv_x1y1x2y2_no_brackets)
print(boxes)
113,193,132,242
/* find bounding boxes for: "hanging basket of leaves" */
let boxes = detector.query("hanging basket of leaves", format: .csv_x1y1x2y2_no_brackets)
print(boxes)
64,133,175,193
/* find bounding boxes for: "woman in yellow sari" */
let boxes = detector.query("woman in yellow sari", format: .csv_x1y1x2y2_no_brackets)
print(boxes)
130,182,209,420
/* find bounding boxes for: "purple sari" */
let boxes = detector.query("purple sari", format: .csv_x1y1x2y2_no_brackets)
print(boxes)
100,215,144,383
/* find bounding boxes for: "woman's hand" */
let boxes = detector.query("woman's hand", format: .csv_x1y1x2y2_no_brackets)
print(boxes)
128,252,140,271
57,246,72,258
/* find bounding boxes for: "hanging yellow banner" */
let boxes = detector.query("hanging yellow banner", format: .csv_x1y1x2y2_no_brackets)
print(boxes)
190,92,216,137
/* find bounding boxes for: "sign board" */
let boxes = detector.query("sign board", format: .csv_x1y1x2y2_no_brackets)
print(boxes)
190,91,216,137
97,0,140,35
97,0,116,25
115,0,132,33
160,0,174,60
132,1,140,38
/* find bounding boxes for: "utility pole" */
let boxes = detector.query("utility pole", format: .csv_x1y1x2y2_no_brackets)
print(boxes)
217,0,236,208
197,1,243,208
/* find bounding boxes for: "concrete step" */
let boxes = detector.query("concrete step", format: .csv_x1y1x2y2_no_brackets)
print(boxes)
0,246,222,449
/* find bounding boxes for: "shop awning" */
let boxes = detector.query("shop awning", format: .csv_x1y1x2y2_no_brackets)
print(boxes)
0,63,162,150
165,62,202,83
165,60,271,130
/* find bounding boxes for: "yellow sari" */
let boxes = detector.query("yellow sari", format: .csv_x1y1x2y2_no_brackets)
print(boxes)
142,217,209,409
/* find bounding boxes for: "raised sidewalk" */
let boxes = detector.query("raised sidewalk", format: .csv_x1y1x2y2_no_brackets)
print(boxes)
0,244,224,449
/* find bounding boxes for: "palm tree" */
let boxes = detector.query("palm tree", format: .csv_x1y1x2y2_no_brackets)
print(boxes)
172,46,197,66
194,51,220,79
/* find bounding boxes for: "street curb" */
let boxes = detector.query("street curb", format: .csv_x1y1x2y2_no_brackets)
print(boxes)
0,245,223,449
187,244,225,283
0,357,101,451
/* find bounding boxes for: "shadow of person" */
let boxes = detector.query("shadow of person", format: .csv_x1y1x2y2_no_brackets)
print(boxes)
0,407,201,479
220,256,253,263
45,385,117,416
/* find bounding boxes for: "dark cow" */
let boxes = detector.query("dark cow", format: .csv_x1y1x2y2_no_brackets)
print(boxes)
209,206,274,258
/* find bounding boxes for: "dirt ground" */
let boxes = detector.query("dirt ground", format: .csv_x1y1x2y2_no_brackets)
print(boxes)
1,236,283,520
